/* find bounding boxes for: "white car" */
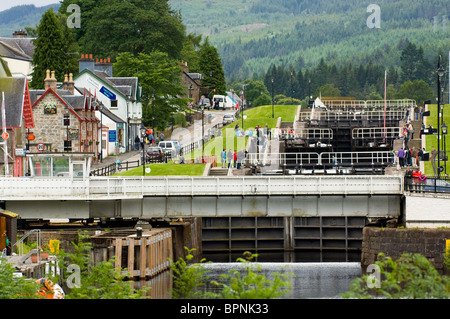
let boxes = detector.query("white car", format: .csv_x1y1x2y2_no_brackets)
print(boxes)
158,140,181,158
223,114,236,125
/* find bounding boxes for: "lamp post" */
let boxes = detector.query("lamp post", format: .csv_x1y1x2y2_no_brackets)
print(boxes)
437,56,445,179
201,104,204,163
99,104,103,162
64,109,69,152
442,121,448,176
241,83,247,130
271,76,274,118
290,71,294,105
308,78,311,108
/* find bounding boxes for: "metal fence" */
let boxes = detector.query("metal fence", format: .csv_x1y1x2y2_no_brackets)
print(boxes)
405,176,450,193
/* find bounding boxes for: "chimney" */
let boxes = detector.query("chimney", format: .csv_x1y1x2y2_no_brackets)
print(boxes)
63,73,75,95
79,54,95,73
13,30,27,38
44,70,57,91
179,61,189,73
95,57,113,77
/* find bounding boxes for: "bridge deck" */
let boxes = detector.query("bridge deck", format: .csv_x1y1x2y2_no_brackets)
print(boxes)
0,176,404,200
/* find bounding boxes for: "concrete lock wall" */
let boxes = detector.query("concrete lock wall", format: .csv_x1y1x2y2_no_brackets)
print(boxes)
361,227,450,274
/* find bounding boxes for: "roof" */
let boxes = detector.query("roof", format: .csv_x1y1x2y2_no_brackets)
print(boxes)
99,106,126,123
0,37,35,61
30,88,84,122
0,74,32,129
75,69,140,102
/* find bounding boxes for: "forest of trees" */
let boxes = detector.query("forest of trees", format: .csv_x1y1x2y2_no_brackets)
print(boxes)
2,0,450,108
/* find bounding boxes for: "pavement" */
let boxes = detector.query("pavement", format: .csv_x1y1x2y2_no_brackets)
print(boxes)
90,109,233,172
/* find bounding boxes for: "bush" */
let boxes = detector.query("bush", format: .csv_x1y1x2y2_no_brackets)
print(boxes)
342,252,450,299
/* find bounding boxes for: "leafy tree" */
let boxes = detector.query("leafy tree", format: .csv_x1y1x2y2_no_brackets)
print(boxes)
316,83,341,97
56,231,149,299
212,252,293,299
60,0,186,60
242,79,270,104
342,252,450,299
198,39,226,96
169,247,215,299
253,94,272,107
30,9,72,88
0,259,42,299
396,80,434,106
180,33,203,73
113,51,188,131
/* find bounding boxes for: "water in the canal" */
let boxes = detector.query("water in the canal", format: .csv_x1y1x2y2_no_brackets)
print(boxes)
138,261,361,299
201,262,361,299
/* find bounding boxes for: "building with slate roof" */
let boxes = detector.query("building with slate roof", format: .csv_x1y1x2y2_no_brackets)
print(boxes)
0,31,35,79
74,54,142,154
180,62,202,106
29,70,100,159
0,58,35,177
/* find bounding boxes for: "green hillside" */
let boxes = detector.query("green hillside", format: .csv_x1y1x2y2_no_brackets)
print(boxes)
0,4,61,37
1,0,449,83
170,0,450,80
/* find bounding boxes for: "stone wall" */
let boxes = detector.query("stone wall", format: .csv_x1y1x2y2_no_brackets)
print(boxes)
361,227,450,274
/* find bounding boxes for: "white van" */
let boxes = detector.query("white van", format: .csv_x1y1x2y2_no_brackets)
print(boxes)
213,95,235,109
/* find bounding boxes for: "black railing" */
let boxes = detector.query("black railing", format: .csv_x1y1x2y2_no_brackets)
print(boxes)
404,176,450,193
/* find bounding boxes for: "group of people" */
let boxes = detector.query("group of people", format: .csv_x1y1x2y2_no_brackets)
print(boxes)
397,146,426,167
404,167,427,182
134,129,166,150
221,149,246,169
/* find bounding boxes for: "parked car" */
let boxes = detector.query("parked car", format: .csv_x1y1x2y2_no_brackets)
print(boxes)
199,97,211,110
158,141,181,158
146,146,164,162
223,113,236,125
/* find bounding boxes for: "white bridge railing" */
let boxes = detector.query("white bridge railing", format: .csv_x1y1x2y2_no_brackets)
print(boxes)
0,176,403,199
247,151,394,166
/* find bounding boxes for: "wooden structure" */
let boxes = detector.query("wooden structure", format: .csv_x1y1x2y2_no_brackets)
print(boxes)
91,228,172,279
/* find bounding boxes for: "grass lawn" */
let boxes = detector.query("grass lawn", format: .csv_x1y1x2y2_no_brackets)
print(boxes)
114,163,206,177
184,104,300,159
424,104,450,176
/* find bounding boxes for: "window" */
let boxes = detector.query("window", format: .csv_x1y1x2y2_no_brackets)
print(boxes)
111,100,118,108
63,114,70,126
64,140,72,152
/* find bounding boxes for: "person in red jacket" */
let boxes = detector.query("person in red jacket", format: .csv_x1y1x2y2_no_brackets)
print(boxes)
233,150,237,168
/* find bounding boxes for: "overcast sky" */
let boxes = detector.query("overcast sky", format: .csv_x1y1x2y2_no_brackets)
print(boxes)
0,0,60,12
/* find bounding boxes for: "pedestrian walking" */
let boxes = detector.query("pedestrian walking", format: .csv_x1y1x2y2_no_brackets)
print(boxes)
431,146,438,176
233,150,237,168
227,149,233,168
134,135,140,150
221,149,226,168
398,148,405,167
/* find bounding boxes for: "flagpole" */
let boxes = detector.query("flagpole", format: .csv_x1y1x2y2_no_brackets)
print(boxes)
1,92,9,176
384,70,387,144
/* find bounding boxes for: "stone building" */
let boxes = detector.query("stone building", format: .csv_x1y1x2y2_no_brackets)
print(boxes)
29,70,100,156
180,62,202,106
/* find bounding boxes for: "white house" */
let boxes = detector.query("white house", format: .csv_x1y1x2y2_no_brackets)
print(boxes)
0,31,35,79
74,54,142,157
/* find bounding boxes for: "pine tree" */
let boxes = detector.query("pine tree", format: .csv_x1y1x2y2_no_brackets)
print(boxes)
31,9,67,89
198,39,226,96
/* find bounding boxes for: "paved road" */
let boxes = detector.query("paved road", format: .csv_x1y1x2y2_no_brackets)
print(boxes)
91,109,237,171
172,109,234,146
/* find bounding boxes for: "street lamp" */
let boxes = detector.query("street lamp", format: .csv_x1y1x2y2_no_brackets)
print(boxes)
271,76,274,118
241,83,247,130
443,121,448,176
437,56,445,179
202,104,204,163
